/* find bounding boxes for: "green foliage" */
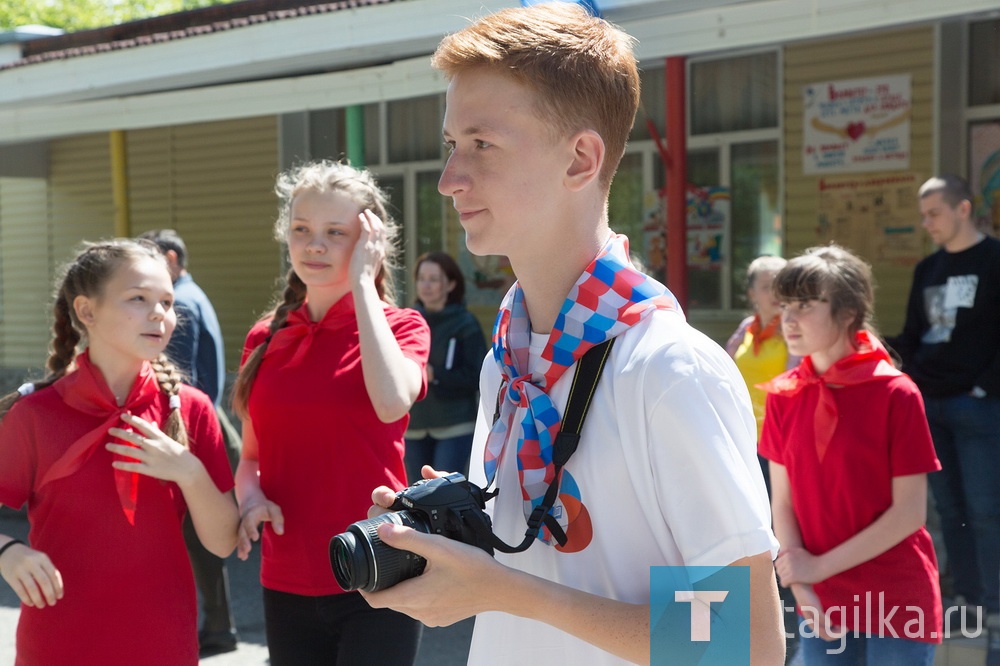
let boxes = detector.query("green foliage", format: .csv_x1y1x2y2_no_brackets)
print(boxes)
0,0,241,32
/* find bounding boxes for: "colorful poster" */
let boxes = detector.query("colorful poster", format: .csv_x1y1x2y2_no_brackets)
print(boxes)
686,185,729,269
816,173,923,264
642,189,667,282
969,122,1000,235
802,75,911,174
642,186,729,273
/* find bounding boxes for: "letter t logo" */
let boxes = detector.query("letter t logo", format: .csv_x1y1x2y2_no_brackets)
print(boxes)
675,590,729,641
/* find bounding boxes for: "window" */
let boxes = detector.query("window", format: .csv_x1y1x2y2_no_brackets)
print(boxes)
631,66,666,144
308,108,345,162
610,52,782,312
730,141,781,301
686,149,723,309
690,52,778,134
969,20,1000,107
387,95,443,163
608,152,646,255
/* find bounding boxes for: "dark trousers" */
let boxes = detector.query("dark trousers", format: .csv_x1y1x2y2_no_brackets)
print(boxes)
183,405,241,636
263,587,422,666
925,394,1000,612
404,432,474,485
183,512,236,634
796,618,936,665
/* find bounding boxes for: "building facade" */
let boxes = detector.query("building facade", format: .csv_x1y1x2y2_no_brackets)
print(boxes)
0,0,998,377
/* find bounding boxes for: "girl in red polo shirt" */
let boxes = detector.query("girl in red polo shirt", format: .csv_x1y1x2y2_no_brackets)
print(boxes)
231,161,430,666
759,244,941,664
0,239,239,666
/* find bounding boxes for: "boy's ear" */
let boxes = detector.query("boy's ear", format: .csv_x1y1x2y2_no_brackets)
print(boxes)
73,295,95,327
957,198,973,220
565,129,605,192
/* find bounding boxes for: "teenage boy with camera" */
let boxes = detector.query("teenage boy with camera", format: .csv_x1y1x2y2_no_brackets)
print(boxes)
363,4,784,664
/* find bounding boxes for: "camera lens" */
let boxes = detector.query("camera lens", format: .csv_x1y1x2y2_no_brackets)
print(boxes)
329,511,429,592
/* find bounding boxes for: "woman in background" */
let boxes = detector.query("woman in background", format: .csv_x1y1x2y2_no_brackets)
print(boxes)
726,255,798,492
405,251,486,483
231,161,429,665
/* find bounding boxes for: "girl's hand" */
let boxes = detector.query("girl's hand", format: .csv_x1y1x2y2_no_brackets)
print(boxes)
237,498,285,561
0,542,64,608
791,583,842,642
106,413,201,487
775,546,826,585
349,209,387,288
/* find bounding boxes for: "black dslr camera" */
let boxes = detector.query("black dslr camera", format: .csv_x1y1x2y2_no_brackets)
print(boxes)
329,473,496,592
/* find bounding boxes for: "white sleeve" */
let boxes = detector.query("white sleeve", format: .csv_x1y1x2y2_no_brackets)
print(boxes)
615,315,778,567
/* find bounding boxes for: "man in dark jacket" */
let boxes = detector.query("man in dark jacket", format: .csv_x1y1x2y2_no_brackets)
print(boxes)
890,175,1000,662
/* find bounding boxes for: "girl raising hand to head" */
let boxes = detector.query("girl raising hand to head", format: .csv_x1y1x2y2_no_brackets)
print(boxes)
231,161,430,666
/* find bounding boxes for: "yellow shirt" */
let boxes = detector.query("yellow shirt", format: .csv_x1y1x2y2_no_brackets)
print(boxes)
734,332,789,438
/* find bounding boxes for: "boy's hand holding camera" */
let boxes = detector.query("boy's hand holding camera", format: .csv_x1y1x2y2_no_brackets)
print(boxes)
361,466,500,625
360,466,651,665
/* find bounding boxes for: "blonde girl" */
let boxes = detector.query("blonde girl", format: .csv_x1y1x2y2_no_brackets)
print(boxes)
232,161,430,665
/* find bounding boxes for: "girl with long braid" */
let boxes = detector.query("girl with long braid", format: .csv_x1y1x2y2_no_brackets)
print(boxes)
232,161,430,665
0,239,239,665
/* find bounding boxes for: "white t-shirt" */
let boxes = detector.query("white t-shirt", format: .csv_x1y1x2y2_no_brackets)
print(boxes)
467,308,778,665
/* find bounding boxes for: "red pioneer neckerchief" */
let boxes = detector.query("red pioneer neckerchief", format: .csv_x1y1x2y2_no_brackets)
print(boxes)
263,294,358,367
39,350,160,525
747,313,782,356
757,330,901,462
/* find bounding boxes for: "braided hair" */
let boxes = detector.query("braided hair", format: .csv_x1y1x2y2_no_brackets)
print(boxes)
231,270,307,420
0,239,189,446
231,161,400,420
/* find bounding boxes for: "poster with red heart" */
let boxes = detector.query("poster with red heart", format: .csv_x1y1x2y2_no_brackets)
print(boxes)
802,75,911,175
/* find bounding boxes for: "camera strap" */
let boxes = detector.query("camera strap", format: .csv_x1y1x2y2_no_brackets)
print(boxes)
485,336,615,554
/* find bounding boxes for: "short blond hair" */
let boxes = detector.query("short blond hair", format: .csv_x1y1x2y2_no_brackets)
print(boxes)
431,3,640,190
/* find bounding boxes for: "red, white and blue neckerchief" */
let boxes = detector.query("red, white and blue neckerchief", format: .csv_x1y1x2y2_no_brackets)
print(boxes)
485,233,681,544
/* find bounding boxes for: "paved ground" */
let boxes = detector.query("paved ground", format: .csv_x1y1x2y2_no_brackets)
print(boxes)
0,507,473,665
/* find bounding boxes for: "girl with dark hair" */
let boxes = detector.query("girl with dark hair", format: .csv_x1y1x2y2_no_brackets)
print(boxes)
0,239,238,665
231,161,430,665
404,251,487,483
759,244,941,664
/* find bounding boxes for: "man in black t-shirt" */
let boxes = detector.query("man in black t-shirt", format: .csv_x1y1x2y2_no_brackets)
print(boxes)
891,174,1000,661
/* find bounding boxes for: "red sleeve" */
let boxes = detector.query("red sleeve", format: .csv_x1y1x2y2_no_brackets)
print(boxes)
387,306,431,400
180,386,235,493
757,392,786,464
887,376,941,477
0,399,35,509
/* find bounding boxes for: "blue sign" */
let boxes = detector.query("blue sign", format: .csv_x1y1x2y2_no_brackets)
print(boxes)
650,566,751,665
519,0,602,18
